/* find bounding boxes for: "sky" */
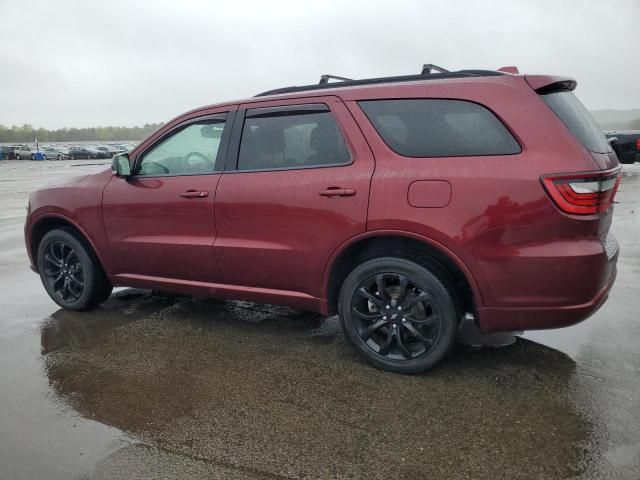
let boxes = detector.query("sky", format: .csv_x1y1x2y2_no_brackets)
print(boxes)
0,0,638,130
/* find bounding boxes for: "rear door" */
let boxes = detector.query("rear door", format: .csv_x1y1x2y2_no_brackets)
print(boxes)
214,97,374,298
102,109,234,283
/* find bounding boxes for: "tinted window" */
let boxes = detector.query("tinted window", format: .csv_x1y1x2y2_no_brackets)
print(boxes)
237,110,350,171
541,90,610,154
138,119,225,176
359,99,520,157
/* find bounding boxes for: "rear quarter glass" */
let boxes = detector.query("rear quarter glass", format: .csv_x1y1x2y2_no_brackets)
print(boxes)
358,99,521,157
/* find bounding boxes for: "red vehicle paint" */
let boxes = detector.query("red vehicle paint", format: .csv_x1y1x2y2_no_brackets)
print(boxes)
25,67,620,372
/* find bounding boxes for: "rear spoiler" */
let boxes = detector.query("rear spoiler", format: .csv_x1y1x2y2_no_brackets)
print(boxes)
525,75,577,93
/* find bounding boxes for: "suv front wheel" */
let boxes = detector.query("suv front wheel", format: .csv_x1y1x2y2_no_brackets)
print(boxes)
37,229,113,310
338,257,458,374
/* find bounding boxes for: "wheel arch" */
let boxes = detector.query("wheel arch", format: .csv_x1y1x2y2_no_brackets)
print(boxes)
30,214,108,275
322,230,483,317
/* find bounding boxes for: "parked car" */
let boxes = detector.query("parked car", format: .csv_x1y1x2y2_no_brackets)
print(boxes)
111,144,130,153
90,146,111,159
606,131,639,164
94,145,119,158
68,146,98,160
42,146,69,161
24,65,621,373
0,145,16,160
14,144,42,160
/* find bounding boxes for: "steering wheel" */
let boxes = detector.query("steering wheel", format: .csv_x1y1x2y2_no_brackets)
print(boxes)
185,151,209,166
143,160,169,174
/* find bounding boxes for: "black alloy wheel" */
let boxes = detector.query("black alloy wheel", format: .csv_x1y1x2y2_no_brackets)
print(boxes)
339,257,458,373
42,240,85,303
351,273,440,359
37,229,112,310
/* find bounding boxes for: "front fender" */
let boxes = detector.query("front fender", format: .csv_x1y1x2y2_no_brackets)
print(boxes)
26,169,114,274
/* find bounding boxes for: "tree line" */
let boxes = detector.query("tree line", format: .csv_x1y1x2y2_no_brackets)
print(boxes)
0,123,163,143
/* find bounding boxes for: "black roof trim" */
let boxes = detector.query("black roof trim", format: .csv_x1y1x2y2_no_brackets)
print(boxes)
535,79,578,94
255,70,505,97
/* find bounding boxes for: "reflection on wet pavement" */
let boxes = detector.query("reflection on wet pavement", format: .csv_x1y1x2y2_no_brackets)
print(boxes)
41,291,588,479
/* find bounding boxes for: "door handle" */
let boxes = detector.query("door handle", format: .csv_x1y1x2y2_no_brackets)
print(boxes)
319,187,356,197
180,190,209,198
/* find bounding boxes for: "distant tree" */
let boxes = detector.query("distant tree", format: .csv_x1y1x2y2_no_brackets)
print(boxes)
0,123,164,143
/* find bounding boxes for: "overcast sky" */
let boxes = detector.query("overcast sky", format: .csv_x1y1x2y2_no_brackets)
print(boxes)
1,0,638,129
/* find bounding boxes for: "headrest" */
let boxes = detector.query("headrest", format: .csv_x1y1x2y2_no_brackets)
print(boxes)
310,123,340,151
255,123,285,154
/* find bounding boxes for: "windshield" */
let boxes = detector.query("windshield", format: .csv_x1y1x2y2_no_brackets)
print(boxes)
540,90,610,154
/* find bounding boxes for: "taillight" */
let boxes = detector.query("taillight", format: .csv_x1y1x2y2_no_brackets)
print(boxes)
542,169,621,215
636,137,640,151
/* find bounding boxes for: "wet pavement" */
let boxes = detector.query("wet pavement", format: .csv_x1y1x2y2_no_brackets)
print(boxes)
0,160,638,479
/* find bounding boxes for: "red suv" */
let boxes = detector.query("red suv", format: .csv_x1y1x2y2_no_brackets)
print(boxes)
25,66,621,373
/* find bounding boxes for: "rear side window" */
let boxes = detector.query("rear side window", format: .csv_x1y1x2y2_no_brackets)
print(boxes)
237,107,350,171
540,90,610,154
359,99,520,157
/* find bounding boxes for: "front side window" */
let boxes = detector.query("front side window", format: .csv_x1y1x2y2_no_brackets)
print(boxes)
138,118,226,176
237,107,350,171
359,99,521,157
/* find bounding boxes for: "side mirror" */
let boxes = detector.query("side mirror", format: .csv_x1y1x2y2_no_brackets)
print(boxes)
112,153,132,177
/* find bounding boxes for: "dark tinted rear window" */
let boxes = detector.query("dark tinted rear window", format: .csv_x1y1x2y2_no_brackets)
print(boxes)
359,99,520,157
237,110,350,171
540,90,610,154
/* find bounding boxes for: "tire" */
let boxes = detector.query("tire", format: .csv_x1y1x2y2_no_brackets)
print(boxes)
31,154,36,160
43,155,48,161
70,154,75,160
338,257,458,374
15,154,21,160
37,228,112,311
57,154,62,161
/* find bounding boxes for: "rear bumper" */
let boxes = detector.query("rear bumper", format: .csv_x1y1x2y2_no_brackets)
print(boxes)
477,261,617,333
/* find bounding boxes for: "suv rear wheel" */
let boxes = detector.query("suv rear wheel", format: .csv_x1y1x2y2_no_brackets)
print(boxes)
338,257,458,373
37,229,113,310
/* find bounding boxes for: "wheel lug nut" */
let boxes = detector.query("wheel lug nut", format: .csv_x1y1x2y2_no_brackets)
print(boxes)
392,323,397,328
382,316,387,321
386,305,390,310
402,318,406,323
398,306,402,311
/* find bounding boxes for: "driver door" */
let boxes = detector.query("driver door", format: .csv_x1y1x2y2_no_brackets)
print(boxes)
102,111,232,283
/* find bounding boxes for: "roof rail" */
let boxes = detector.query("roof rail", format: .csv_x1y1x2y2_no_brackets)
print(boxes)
421,64,450,74
319,74,353,85
255,67,504,97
